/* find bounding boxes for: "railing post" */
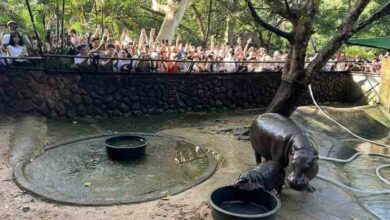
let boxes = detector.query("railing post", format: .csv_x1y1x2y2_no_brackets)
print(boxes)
129,59,133,74
187,61,194,74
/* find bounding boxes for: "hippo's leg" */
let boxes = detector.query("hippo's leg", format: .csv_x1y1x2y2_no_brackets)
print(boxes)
255,151,262,165
277,184,283,196
276,174,285,196
306,183,316,193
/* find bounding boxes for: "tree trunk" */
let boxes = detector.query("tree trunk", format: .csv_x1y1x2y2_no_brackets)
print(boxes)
191,4,206,44
154,0,192,44
224,16,235,45
266,80,308,116
267,9,316,117
244,0,390,118
224,0,239,45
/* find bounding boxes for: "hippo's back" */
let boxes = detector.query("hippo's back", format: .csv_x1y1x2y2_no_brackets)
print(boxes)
249,113,301,163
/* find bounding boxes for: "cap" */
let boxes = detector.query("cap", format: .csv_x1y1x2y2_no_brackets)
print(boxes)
7,21,17,26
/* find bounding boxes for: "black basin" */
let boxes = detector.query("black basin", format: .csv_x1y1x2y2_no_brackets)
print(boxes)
105,135,148,160
209,186,281,220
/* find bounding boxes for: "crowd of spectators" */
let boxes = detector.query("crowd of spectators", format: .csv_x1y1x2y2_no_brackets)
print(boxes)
0,20,388,74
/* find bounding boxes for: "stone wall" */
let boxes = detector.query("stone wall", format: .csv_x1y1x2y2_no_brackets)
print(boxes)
0,70,349,117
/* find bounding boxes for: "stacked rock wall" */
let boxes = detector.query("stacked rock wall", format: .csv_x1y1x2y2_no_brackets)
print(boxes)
0,70,349,117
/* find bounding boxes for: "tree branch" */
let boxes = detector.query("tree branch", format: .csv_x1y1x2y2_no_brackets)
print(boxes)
204,0,213,45
151,0,169,14
284,0,290,14
354,2,390,33
305,0,371,81
191,4,206,41
264,0,292,20
245,0,293,42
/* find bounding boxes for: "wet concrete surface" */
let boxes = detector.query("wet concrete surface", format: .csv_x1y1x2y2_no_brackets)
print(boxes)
19,134,216,205
5,106,390,219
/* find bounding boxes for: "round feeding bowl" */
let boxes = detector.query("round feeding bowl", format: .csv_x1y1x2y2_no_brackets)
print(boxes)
105,135,148,160
209,186,281,220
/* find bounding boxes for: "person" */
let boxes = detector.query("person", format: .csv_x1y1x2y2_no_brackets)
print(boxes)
0,29,6,66
89,37,104,54
100,44,117,71
166,53,180,73
1,21,31,49
204,53,216,72
122,45,138,72
69,29,81,45
272,50,284,71
120,29,132,48
116,49,132,72
74,44,90,69
370,57,381,74
335,52,348,71
224,48,237,73
5,32,28,65
137,52,152,72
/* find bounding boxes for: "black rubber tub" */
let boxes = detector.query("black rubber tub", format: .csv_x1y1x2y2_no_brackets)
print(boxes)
105,135,148,160
209,186,281,220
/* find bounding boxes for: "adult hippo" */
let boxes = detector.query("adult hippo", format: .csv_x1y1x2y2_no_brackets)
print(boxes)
250,113,319,191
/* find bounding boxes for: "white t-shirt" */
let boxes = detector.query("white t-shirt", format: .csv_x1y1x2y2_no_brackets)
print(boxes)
7,45,26,57
6,45,27,63
74,53,89,65
117,59,131,71
2,34,31,46
224,56,237,73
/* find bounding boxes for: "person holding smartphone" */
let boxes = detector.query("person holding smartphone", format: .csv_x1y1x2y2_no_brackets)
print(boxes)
5,32,28,65
1,21,31,49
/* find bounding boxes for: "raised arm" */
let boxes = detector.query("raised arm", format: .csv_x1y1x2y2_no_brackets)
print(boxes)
243,38,252,56
92,25,101,39
175,34,181,49
210,35,215,53
149,28,156,49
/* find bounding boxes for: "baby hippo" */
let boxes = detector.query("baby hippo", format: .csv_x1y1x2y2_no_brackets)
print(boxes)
234,161,285,195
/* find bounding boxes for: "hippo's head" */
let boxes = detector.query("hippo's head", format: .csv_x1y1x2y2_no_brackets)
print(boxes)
287,148,319,191
234,171,265,191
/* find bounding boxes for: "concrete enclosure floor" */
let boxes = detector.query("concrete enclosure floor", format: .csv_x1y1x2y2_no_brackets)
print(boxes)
0,105,389,220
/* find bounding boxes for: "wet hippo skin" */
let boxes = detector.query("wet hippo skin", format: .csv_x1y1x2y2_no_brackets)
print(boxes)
250,113,319,191
235,161,286,195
